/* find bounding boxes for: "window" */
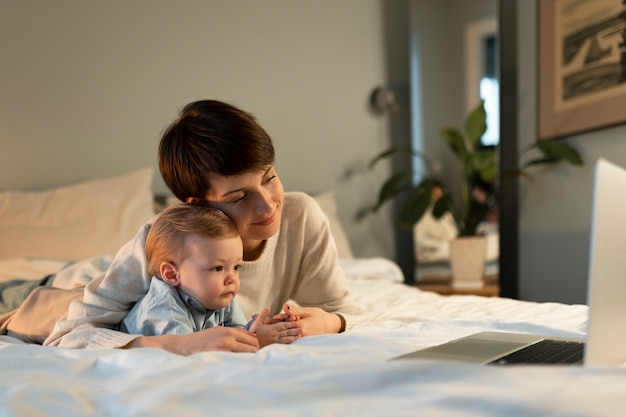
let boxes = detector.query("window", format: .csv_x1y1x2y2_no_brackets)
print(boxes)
465,17,499,147
481,34,499,147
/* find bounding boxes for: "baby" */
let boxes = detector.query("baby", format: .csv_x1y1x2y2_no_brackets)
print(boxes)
120,203,297,347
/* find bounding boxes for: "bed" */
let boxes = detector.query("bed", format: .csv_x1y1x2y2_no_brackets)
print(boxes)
1,168,625,417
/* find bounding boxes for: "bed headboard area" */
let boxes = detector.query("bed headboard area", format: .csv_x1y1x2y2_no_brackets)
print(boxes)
0,169,356,262
0,168,156,261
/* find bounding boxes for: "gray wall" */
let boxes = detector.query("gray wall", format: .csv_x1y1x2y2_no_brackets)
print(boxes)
517,1,626,304
0,0,400,264
4,0,604,305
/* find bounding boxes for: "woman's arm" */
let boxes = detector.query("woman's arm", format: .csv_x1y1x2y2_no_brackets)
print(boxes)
44,223,155,348
281,193,366,334
125,327,260,355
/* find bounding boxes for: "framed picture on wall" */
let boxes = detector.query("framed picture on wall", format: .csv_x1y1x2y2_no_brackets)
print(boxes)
538,0,626,140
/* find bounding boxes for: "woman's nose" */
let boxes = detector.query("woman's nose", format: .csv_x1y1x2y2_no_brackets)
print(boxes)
254,191,273,213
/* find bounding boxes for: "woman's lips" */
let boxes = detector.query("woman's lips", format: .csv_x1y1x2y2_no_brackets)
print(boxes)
254,212,275,226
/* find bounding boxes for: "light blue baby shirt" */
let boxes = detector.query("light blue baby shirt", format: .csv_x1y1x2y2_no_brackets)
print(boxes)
120,276,250,336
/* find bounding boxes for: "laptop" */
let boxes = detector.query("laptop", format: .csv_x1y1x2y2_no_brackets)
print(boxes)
392,158,626,366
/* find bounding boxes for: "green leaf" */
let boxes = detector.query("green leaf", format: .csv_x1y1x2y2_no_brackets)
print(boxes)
521,156,558,169
535,140,584,166
373,171,411,211
368,147,398,169
366,96,585,237
398,181,433,226
431,192,454,219
441,128,468,161
465,100,487,150
472,149,497,182
368,146,426,170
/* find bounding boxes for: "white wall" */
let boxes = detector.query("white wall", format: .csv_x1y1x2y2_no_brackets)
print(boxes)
518,1,626,304
0,0,399,262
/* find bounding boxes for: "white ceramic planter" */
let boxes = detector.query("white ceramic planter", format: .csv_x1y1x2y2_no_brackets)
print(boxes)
449,235,487,288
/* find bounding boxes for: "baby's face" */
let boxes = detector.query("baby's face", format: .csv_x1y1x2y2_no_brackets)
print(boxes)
176,234,243,310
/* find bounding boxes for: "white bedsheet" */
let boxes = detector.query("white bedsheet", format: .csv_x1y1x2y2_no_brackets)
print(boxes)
1,257,625,417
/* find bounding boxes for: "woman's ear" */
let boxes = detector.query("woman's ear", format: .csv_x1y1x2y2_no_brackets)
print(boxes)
160,262,180,286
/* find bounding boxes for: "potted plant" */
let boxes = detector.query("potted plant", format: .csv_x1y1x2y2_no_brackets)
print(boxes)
369,100,583,286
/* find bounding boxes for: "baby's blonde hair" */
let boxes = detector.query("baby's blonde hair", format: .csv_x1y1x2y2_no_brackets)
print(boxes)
145,203,239,277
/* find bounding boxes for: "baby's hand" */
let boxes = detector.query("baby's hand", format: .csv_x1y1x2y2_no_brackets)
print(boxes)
248,307,271,333
248,306,302,347
270,311,300,322
270,305,302,322
251,309,300,324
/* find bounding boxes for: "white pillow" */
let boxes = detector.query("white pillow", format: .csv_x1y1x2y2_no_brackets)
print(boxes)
311,191,354,259
0,168,155,261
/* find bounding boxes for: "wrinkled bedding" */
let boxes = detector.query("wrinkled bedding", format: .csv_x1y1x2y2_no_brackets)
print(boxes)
1,256,624,417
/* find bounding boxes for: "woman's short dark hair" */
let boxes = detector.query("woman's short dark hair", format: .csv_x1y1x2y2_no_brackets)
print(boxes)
158,100,275,201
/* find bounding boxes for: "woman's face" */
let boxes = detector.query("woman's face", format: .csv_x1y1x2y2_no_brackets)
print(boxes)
196,165,284,258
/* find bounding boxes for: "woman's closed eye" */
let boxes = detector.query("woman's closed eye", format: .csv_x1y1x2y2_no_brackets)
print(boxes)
263,175,277,185
230,193,247,204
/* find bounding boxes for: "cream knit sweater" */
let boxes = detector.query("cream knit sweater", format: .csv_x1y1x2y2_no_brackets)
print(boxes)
45,192,365,349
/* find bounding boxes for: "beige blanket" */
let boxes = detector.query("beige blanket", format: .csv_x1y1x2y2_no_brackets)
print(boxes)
0,286,82,344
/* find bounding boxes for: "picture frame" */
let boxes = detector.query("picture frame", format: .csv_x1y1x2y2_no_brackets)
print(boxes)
538,0,626,140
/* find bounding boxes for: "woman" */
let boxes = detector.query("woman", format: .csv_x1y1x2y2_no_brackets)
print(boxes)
44,100,365,355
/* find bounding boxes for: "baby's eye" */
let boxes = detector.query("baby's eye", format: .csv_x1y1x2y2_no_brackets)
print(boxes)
213,266,223,272
234,264,242,271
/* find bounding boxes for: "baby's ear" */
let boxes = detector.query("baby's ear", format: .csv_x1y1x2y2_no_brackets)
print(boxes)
160,262,180,286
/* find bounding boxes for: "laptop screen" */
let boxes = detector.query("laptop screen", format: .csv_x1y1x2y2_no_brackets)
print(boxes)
584,158,626,367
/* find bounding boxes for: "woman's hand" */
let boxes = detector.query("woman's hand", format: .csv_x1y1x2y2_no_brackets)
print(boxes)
280,303,343,336
125,326,260,355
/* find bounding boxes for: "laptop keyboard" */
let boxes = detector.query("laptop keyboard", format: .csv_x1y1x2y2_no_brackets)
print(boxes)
488,339,585,365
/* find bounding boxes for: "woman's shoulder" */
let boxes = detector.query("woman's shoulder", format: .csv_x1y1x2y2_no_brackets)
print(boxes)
283,191,323,217
284,191,314,204
280,192,331,241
